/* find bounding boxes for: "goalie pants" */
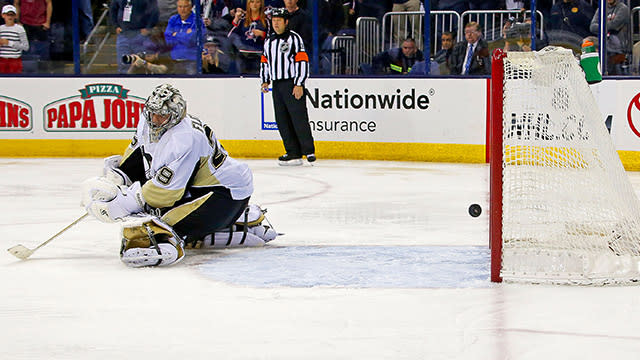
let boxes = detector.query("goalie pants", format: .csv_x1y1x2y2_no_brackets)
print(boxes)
271,79,315,157
159,187,250,240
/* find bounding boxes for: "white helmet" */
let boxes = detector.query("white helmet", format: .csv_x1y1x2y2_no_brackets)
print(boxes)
143,83,187,142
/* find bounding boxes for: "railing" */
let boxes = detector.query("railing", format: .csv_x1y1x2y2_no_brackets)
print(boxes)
330,35,356,75
631,6,640,43
82,3,111,72
356,17,380,75
382,11,460,54
381,10,542,56
461,10,544,43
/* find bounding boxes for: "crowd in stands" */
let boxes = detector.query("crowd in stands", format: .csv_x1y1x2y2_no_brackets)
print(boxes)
0,0,639,76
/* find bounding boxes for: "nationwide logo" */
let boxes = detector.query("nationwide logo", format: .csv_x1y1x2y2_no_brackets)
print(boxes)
0,95,32,131
627,92,640,138
44,83,145,132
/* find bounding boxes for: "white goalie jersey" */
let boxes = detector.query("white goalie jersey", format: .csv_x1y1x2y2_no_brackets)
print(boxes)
121,114,253,209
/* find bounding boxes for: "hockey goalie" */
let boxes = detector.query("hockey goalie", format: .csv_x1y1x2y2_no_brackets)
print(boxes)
81,83,277,267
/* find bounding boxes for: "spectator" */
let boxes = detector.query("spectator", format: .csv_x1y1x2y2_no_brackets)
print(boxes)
14,0,51,73
0,4,28,73
342,0,357,30
433,0,467,14
372,37,424,75
49,0,74,72
158,0,178,24
284,0,311,48
110,0,159,74
356,0,392,24
548,0,594,51
501,17,532,52
319,0,344,38
408,59,440,75
468,0,500,10
590,0,630,75
264,0,284,9
504,0,524,10
78,0,93,41
391,0,421,44
228,0,267,74
433,31,454,74
202,34,233,73
125,37,171,74
450,21,490,75
126,52,170,74
203,0,233,26
202,0,235,56
165,0,206,74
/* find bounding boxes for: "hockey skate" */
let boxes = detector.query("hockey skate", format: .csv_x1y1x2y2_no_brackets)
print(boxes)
278,154,302,166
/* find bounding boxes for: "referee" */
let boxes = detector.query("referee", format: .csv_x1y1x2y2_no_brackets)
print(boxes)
260,8,316,166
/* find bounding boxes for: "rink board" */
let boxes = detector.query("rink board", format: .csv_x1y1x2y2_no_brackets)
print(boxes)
1,77,640,169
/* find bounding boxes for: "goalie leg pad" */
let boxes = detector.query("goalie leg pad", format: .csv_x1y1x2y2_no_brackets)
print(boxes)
234,204,266,227
200,231,266,248
248,225,277,242
233,204,278,243
120,215,185,267
121,244,179,268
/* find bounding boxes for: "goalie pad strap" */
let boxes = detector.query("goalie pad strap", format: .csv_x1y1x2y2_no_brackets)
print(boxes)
202,231,266,248
240,207,249,245
121,215,185,264
226,225,234,246
143,223,162,267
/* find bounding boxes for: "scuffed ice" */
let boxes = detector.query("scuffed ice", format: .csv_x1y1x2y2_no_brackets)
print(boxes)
199,246,490,288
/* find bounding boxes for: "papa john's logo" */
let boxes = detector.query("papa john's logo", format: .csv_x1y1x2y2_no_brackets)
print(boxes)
627,92,640,138
44,83,145,132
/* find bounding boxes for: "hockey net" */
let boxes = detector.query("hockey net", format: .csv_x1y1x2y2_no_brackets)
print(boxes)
489,47,640,285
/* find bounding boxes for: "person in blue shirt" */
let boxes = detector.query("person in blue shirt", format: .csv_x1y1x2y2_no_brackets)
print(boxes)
164,0,205,74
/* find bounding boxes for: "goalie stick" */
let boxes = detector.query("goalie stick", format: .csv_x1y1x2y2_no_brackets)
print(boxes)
7,212,89,260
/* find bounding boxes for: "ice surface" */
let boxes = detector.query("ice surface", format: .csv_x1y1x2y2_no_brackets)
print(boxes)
1,159,640,360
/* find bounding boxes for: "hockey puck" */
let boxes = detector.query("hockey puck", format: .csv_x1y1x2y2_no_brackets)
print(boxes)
468,204,482,217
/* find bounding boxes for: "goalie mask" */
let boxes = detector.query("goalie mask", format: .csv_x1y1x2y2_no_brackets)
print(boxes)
143,83,187,142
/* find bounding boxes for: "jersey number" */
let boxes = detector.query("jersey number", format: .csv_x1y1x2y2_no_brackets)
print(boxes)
191,117,227,169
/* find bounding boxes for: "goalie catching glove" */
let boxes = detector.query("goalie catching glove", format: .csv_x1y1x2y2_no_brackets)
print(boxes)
81,177,146,222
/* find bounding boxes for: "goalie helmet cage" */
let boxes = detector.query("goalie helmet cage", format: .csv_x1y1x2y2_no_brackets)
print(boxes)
489,47,640,285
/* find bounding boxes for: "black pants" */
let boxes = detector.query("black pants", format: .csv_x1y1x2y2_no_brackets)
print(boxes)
272,79,315,157
161,187,250,239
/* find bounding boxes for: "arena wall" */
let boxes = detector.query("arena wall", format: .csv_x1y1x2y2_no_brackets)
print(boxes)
1,77,639,169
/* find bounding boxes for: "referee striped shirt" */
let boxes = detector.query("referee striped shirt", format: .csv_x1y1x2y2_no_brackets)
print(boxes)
0,24,29,58
260,29,309,86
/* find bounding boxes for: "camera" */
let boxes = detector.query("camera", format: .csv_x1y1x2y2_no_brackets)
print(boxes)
506,23,530,39
122,52,147,64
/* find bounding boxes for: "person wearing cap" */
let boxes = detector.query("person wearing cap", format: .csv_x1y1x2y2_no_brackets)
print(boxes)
260,8,315,166
202,35,232,73
0,5,29,73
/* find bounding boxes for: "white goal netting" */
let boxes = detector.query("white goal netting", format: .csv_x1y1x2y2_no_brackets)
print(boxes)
500,47,640,285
